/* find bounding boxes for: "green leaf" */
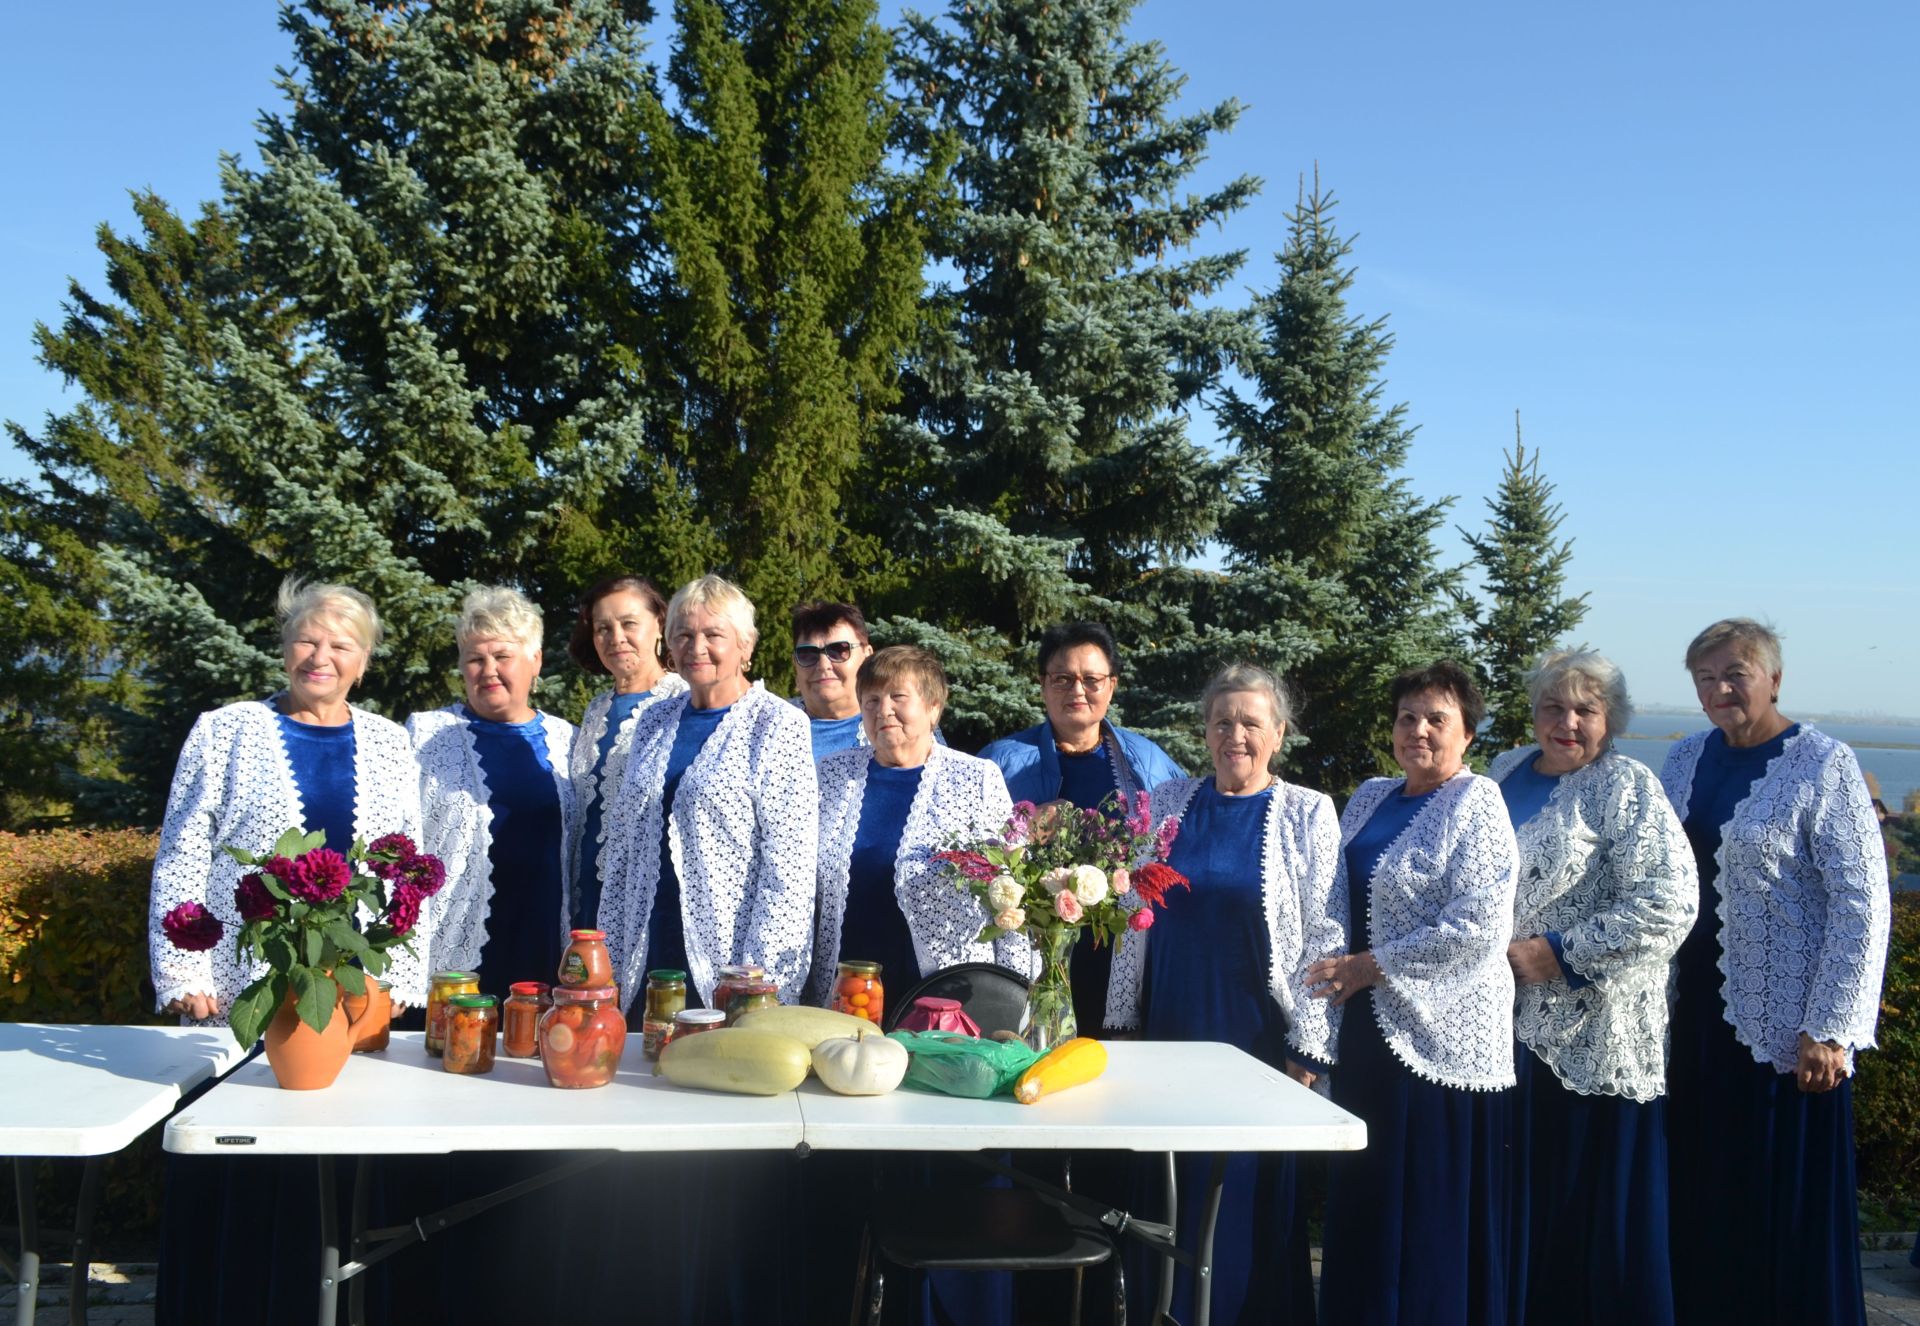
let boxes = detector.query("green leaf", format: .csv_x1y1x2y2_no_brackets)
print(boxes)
324,919,370,956
221,844,262,866
229,974,284,1049
974,924,1006,944
334,965,368,996
262,934,297,971
303,927,323,968
290,966,339,1034
272,827,326,859
257,870,291,901
361,950,389,977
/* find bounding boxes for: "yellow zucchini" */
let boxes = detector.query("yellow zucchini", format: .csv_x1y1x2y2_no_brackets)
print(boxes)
1013,1036,1107,1105
659,1028,811,1095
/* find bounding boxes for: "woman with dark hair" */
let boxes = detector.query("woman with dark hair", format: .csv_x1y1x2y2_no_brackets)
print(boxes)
1309,660,1521,1326
567,575,687,928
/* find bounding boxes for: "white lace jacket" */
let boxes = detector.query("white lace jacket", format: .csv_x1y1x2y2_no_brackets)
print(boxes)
806,744,1034,1005
568,677,690,916
1660,726,1891,1073
148,698,425,1014
1490,746,1699,1100
407,706,579,978
1104,777,1344,1064
1332,771,1520,1090
599,683,819,1010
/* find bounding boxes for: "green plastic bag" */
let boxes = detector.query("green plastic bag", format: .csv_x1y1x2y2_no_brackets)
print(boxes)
887,1030,1039,1099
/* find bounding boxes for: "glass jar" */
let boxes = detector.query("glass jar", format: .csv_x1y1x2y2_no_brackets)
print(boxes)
833,960,885,1026
724,980,780,1026
426,970,480,1057
444,994,498,1075
710,964,767,1017
667,1009,725,1059
503,982,546,1058
539,985,627,1088
349,979,394,1053
558,929,615,988
642,969,688,1062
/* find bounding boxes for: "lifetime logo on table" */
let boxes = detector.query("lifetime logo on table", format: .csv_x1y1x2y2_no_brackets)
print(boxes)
215,1136,258,1146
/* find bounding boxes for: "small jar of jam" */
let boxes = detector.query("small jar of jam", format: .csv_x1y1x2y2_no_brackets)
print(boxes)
539,985,627,1089
833,960,884,1025
724,980,780,1026
443,994,498,1075
672,1009,725,1041
426,971,480,1057
711,964,767,1018
558,929,615,988
642,969,688,1061
503,982,547,1058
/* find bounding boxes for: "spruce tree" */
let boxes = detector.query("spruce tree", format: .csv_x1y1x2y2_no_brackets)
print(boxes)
884,0,1257,750
1218,177,1461,796
1460,417,1589,750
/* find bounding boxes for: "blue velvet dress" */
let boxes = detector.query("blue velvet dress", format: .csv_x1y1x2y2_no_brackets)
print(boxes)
466,709,566,998
1127,779,1313,1325
810,712,866,760
1319,786,1515,1326
1499,757,1673,1326
574,688,652,928
1668,725,1867,1326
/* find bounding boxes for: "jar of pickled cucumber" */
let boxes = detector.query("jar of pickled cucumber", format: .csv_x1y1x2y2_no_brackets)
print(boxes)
642,969,688,1061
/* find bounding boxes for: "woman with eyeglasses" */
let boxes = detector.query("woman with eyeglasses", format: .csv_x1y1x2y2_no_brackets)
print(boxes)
980,620,1184,1036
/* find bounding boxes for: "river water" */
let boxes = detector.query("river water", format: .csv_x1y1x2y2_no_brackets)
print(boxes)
1606,710,1920,809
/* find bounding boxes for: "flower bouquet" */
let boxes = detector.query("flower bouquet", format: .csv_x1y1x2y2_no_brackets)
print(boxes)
935,793,1188,1051
160,828,445,1054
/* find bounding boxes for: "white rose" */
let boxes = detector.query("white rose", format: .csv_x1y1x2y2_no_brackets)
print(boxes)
993,907,1026,931
1072,864,1109,907
986,875,1023,912
1042,867,1075,896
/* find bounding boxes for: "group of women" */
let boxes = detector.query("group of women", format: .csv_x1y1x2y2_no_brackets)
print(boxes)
148,568,1893,1326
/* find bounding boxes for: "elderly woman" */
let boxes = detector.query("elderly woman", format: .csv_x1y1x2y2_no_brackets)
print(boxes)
147,578,421,1326
1488,650,1697,1325
809,646,1027,999
1661,619,1890,1325
567,575,688,929
409,586,577,998
981,620,1183,1034
1105,663,1339,1326
1309,660,1520,1326
600,574,818,1009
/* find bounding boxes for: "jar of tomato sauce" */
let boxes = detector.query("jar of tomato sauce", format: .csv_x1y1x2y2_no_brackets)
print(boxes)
444,994,498,1075
711,964,767,1016
502,982,547,1058
558,929,614,988
642,969,687,1061
539,986,627,1088
426,970,480,1057
833,960,884,1025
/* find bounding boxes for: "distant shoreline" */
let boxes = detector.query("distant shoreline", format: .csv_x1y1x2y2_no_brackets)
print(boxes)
1620,730,1920,753
1638,705,1920,729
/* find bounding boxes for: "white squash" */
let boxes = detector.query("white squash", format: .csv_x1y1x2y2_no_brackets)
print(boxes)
734,1004,872,1050
811,1027,910,1096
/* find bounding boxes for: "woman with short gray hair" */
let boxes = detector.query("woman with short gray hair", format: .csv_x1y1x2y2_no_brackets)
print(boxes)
408,585,577,997
1490,648,1696,1324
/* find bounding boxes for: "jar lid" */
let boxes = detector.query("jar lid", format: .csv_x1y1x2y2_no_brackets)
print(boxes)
647,969,688,983
551,985,617,1002
431,970,479,984
450,993,496,1008
569,928,607,941
675,1009,726,1026
838,960,882,976
508,981,546,996
912,996,962,1012
374,980,393,991
716,964,765,979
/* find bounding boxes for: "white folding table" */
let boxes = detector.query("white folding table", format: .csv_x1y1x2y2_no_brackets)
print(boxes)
1,1023,247,1326
167,1033,1365,1326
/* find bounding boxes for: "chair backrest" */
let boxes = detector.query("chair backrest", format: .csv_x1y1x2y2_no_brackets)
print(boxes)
885,963,1031,1037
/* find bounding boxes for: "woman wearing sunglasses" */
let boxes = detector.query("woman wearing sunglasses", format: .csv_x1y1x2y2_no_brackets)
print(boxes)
790,600,877,758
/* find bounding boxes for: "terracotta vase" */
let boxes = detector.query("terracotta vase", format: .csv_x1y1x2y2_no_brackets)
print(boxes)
263,989,366,1090
342,981,392,1053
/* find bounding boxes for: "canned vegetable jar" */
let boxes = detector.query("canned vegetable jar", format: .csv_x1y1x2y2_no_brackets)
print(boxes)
710,964,767,1017
540,985,627,1088
558,929,614,988
833,960,885,1025
444,994,498,1075
642,969,688,1062
503,982,547,1058
426,971,480,1056
724,980,779,1026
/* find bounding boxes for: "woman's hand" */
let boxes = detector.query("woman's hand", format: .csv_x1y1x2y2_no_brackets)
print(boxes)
1305,951,1381,1008
1795,1032,1847,1094
165,993,221,1021
1507,936,1561,986
1284,1059,1318,1090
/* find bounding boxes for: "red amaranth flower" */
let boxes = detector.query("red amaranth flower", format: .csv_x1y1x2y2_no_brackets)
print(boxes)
284,848,352,904
161,901,225,952
932,849,997,882
232,873,278,923
1130,862,1190,908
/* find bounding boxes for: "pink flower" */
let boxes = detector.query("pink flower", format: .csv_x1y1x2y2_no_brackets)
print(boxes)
1128,907,1155,932
262,854,298,884
1054,889,1084,923
1111,868,1131,896
284,848,352,904
386,882,425,936
161,901,224,952
403,853,447,897
368,833,417,861
232,873,278,922
1153,817,1181,860
1125,791,1152,837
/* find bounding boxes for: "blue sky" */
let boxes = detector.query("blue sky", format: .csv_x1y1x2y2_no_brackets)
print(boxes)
3,2,1914,716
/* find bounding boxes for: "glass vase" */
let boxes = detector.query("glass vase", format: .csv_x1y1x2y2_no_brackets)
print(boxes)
1024,926,1081,1053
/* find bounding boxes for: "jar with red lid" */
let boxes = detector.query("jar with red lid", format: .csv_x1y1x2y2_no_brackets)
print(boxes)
539,985,627,1088
503,982,547,1058
558,929,614,988
443,994,498,1075
832,960,885,1025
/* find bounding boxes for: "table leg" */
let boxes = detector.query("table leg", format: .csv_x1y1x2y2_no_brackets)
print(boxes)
317,1157,340,1326
68,1157,103,1326
346,1157,370,1326
1153,1152,1176,1324
13,1158,40,1326
1189,1154,1227,1326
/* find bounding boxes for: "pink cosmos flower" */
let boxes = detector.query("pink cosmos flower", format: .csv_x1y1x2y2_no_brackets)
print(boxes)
161,901,224,952
1128,907,1155,932
284,848,352,904
232,872,278,923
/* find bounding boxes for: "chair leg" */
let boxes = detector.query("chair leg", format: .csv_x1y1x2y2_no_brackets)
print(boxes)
1111,1251,1127,1326
1070,1266,1084,1326
865,1262,885,1326
849,1224,872,1326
